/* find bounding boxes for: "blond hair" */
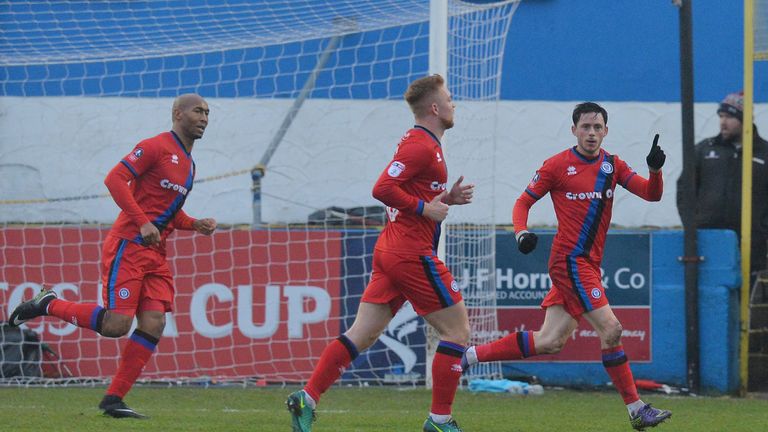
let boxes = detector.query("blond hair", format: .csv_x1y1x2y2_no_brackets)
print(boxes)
404,74,445,117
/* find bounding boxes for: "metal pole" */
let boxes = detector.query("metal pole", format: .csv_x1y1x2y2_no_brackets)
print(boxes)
739,0,756,397
426,0,449,391
429,0,449,80
430,1,448,261
252,33,343,226
678,0,700,394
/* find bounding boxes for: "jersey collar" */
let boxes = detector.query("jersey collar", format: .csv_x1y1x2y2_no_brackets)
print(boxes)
414,125,441,147
170,130,192,157
570,146,602,163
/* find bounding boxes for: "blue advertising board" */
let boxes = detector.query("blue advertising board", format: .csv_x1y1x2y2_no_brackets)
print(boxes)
339,229,654,384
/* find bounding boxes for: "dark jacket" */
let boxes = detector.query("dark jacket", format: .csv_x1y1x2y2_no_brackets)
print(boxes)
677,126,768,270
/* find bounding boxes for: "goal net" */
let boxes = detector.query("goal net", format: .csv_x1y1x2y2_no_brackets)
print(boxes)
756,0,768,60
0,0,519,386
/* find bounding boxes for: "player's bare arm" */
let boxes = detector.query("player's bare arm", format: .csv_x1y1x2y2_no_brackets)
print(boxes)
443,175,474,206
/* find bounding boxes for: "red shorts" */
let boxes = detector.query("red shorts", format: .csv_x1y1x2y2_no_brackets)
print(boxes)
543,253,608,318
361,249,462,316
101,235,175,316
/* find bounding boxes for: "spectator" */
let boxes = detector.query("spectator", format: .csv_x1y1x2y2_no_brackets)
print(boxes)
676,91,768,274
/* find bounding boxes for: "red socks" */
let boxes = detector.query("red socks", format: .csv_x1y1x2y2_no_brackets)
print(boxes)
475,333,639,405
476,331,536,362
430,341,465,415
602,345,639,404
47,299,106,333
302,336,465,416
304,335,359,403
47,300,161,401
105,329,158,398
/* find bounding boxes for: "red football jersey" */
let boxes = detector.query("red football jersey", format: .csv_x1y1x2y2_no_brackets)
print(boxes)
109,131,195,247
372,126,448,256
516,147,662,263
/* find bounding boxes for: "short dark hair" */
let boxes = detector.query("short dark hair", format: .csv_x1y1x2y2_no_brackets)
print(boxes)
404,74,445,116
572,102,608,126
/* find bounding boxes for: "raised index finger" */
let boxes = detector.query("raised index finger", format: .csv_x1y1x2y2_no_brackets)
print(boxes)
652,134,659,148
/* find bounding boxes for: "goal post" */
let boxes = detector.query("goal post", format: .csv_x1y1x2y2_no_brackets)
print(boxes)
0,0,520,386
426,0,513,387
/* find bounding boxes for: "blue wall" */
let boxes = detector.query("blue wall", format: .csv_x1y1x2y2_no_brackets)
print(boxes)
2,0,764,102
505,0,767,102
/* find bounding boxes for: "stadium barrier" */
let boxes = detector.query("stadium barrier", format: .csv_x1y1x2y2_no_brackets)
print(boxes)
2,228,739,393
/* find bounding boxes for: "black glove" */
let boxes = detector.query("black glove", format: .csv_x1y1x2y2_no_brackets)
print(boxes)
646,134,666,171
516,231,538,254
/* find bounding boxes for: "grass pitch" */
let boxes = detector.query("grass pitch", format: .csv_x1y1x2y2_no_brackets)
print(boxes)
1,386,766,431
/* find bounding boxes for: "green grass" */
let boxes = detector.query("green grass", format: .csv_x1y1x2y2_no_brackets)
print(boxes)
0,386,766,431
